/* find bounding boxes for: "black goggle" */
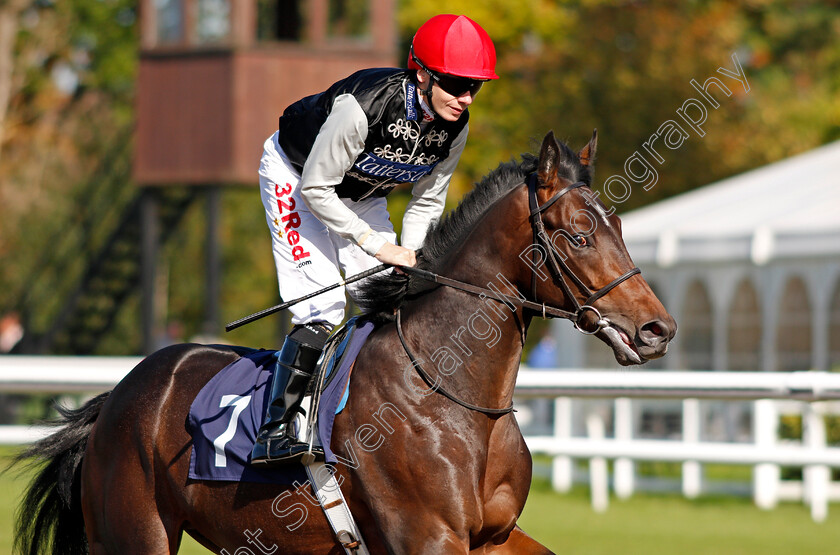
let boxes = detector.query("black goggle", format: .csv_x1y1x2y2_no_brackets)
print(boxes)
428,72,484,97
411,47,485,97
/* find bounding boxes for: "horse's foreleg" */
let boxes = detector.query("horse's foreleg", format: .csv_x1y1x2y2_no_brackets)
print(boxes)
479,525,555,555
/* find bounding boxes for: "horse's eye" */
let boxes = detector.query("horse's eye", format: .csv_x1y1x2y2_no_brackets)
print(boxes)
574,235,587,247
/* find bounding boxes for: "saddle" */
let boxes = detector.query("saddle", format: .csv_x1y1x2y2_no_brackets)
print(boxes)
186,318,374,552
313,318,359,394
186,317,374,482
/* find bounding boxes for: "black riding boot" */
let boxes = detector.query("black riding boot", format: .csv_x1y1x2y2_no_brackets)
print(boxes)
250,323,331,466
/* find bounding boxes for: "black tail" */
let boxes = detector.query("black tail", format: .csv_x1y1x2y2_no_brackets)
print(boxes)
12,392,111,555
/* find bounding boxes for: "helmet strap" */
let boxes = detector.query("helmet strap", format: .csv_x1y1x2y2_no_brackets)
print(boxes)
410,46,437,104
421,79,434,102
413,70,436,113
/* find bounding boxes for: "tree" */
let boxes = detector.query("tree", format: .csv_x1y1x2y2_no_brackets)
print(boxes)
0,1,137,344
400,1,840,212
0,0,28,162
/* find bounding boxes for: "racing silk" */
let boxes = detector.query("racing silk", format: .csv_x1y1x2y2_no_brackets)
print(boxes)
276,68,469,255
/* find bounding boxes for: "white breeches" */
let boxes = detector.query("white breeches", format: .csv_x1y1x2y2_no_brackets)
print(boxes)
258,132,396,326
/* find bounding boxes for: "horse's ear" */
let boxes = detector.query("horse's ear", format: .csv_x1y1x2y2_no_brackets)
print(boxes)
578,129,598,168
538,131,560,184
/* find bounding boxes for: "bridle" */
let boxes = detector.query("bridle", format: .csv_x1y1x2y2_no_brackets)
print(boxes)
525,172,640,335
399,173,641,330
395,172,642,415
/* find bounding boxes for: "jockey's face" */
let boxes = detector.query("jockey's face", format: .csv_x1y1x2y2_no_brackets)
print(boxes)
416,70,479,122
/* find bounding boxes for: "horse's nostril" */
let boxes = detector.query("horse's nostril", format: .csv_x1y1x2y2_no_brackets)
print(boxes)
641,320,670,341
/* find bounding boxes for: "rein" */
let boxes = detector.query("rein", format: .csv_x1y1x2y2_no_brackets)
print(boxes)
398,265,577,320
393,173,642,416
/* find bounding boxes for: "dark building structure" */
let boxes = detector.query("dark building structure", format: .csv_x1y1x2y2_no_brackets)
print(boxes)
133,0,397,352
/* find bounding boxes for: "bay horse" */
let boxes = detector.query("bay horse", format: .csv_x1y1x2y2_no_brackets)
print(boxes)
15,131,675,554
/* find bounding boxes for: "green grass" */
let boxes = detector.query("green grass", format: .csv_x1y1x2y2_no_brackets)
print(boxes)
520,479,840,554
1,453,23,553
3,446,840,554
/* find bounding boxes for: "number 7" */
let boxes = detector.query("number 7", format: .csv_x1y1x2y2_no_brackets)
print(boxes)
213,394,252,468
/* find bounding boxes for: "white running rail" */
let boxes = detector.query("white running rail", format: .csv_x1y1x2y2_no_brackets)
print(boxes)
2,357,839,521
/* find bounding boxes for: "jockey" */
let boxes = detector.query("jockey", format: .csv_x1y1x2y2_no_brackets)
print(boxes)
251,14,498,466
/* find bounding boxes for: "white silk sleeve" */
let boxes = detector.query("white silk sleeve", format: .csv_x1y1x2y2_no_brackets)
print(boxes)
298,94,388,256
400,124,469,251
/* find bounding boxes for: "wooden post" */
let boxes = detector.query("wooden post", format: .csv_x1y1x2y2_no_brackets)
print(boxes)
182,0,196,45
141,188,160,355
371,0,396,53
307,0,327,45
139,0,158,49
753,399,780,509
230,0,256,48
587,408,609,513
804,402,829,522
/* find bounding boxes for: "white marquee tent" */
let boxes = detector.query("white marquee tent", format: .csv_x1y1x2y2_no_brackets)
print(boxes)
622,139,840,268
551,139,840,373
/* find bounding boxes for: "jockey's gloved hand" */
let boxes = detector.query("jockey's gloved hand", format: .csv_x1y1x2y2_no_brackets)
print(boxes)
374,243,416,268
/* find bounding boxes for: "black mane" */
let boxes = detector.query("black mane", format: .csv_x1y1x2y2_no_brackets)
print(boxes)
355,139,590,322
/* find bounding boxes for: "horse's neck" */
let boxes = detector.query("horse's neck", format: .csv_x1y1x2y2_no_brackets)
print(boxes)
402,254,530,411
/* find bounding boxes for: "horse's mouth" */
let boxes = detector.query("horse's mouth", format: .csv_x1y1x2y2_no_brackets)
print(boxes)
600,323,643,366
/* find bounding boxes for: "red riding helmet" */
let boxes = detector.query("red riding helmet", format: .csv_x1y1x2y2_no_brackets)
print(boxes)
407,14,499,80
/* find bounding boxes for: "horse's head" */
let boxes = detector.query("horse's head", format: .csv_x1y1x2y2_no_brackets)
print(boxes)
525,131,676,365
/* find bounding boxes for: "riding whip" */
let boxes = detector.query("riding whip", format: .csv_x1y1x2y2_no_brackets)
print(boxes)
225,263,391,332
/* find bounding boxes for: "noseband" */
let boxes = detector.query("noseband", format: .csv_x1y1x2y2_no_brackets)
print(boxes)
526,173,640,334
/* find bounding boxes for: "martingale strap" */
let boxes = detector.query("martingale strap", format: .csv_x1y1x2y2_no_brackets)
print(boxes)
396,310,515,416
